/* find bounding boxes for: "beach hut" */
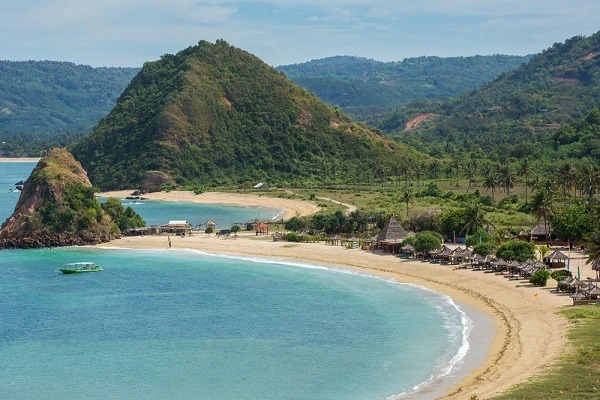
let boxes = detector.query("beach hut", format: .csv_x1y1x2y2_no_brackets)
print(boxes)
544,250,568,269
377,218,409,253
272,232,284,242
530,223,554,243
205,220,217,230
161,220,192,236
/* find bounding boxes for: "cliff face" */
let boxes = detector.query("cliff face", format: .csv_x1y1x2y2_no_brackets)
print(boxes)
0,148,119,249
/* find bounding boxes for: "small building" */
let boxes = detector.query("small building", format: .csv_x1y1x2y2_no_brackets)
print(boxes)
376,217,409,253
255,221,269,235
160,220,192,236
205,220,217,229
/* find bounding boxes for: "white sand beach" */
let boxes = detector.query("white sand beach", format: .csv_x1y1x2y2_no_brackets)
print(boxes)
0,157,41,163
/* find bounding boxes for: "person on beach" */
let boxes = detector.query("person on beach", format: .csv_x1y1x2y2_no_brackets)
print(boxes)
168,236,172,248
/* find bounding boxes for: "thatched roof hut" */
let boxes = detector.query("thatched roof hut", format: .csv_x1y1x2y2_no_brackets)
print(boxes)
530,223,554,242
376,218,409,244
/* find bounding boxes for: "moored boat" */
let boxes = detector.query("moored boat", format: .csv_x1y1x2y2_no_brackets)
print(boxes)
59,262,103,274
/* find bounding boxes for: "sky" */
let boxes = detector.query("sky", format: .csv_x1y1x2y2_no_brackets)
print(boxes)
1,0,599,67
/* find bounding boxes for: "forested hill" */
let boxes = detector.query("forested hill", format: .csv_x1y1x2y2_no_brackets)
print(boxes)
277,55,530,120
72,40,419,191
378,31,600,160
0,61,139,134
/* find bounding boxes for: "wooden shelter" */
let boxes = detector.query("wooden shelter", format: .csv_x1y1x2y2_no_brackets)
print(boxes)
160,220,192,236
530,223,554,243
544,249,568,269
377,218,409,253
255,221,269,235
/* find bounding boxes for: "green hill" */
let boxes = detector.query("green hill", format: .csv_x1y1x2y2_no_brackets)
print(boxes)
72,40,417,191
0,61,139,155
378,31,600,159
0,148,143,249
277,55,530,120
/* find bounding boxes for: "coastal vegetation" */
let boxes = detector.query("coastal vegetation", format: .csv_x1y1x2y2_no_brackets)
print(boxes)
0,148,144,248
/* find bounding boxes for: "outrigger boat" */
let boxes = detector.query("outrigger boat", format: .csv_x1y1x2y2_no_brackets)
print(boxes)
59,262,103,274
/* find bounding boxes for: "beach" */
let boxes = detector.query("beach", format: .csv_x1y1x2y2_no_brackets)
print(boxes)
94,191,587,399
0,157,41,163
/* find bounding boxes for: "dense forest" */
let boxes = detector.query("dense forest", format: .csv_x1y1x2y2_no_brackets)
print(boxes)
0,61,139,155
72,40,421,190
277,55,530,120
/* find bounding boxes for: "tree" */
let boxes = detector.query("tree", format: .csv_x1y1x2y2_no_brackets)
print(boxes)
482,168,498,201
460,201,491,236
466,227,493,248
285,216,305,232
530,189,555,244
551,202,592,245
496,240,536,262
520,157,532,203
499,164,516,195
401,190,413,217
414,231,442,255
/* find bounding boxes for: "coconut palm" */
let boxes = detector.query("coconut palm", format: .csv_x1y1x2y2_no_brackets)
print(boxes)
460,201,492,236
583,230,600,278
499,164,516,195
482,168,499,201
401,190,413,217
531,189,556,244
520,157,532,203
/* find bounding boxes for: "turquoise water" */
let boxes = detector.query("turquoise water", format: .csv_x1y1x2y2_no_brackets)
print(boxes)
110,198,282,227
0,162,478,398
0,247,470,399
0,162,36,224
0,162,281,227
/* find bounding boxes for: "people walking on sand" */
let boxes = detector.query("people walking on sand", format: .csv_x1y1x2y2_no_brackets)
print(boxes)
168,236,172,248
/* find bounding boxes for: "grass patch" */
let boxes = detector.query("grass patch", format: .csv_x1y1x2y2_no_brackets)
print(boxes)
491,306,600,399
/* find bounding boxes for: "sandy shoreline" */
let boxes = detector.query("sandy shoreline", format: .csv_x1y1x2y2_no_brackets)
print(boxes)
98,231,580,399
100,190,322,220
0,157,41,163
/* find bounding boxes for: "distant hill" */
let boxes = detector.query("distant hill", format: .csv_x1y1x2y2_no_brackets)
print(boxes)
277,55,530,120
378,31,600,159
0,61,139,142
72,40,418,190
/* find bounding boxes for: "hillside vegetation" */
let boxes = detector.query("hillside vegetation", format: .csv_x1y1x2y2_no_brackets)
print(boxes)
0,61,139,155
379,31,600,160
0,148,144,248
277,55,530,120
72,40,419,191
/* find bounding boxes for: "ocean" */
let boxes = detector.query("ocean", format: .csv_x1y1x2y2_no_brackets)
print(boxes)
0,162,491,399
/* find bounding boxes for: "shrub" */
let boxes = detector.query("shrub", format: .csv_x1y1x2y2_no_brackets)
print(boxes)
205,227,214,234
496,240,536,261
529,269,551,286
285,232,302,242
473,241,496,256
550,269,572,281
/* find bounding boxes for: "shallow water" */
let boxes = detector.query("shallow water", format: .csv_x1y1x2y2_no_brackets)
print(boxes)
0,162,492,399
0,247,472,400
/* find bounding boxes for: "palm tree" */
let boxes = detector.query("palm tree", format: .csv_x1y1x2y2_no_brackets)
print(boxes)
557,161,576,197
482,169,498,201
583,230,600,279
401,190,413,217
460,201,491,236
429,159,440,182
499,164,516,195
520,157,532,203
537,245,551,262
531,189,556,244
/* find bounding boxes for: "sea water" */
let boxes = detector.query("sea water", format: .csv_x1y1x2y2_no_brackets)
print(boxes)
0,162,281,227
0,247,472,400
0,162,487,399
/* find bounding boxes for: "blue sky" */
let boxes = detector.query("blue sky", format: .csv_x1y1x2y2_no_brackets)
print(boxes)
1,0,599,67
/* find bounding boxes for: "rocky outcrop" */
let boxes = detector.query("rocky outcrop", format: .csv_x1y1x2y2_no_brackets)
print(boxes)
0,148,120,249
